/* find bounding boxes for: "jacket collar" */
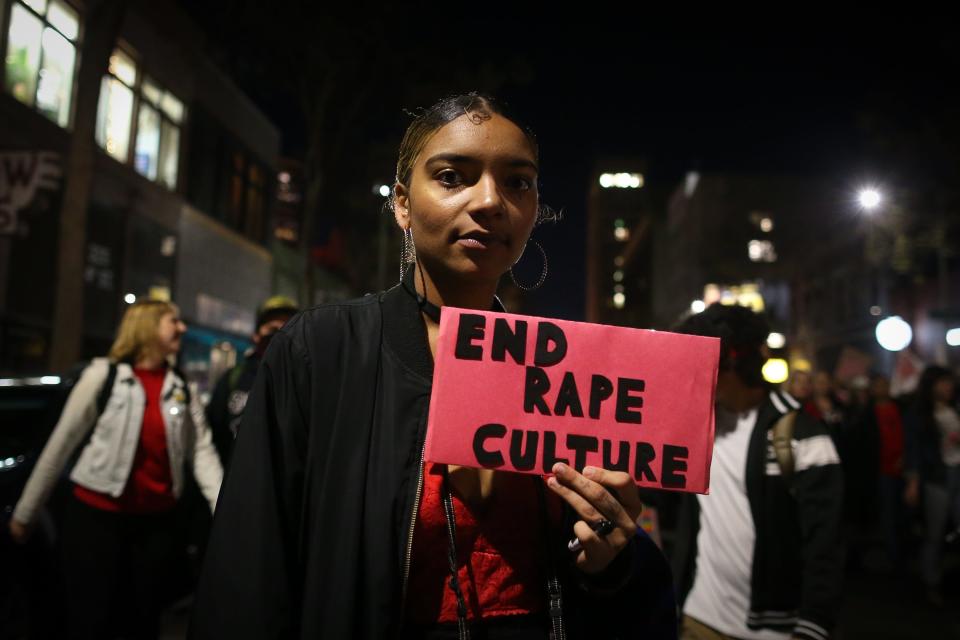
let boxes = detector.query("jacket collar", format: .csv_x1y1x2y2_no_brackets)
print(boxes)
161,367,186,402
115,361,184,401
380,269,506,383
757,389,802,432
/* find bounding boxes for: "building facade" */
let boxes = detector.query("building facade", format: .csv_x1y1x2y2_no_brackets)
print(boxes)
0,0,280,386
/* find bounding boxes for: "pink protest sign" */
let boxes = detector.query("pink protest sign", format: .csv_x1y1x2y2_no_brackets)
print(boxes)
424,308,720,494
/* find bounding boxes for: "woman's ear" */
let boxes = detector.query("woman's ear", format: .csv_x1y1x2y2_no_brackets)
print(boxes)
393,183,410,230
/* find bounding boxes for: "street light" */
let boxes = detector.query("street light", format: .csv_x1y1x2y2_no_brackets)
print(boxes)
947,328,960,347
762,358,789,384
858,188,882,211
875,316,912,352
766,332,786,349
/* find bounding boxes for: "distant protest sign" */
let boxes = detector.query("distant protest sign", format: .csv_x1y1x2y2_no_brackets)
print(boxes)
424,308,720,494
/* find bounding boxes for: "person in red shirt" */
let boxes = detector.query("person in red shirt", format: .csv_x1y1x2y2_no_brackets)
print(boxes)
9,300,223,638
866,373,905,569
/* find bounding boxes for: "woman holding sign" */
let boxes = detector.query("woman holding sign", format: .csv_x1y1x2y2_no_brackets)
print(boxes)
192,94,676,639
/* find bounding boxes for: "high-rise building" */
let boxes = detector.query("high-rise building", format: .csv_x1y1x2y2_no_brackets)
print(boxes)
585,159,655,328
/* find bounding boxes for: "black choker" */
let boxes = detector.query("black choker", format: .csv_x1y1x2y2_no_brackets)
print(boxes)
401,275,442,323
401,265,504,322
416,291,443,323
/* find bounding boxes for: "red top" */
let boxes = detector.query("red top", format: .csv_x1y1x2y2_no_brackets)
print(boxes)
405,463,563,625
74,366,176,513
874,400,904,477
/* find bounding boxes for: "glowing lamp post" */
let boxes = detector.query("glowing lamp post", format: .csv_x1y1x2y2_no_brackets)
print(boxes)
858,188,882,211
875,316,912,352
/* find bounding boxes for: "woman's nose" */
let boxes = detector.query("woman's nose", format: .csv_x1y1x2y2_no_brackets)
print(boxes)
467,174,505,218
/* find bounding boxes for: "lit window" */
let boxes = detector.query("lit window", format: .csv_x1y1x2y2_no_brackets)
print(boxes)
5,6,42,106
95,54,185,189
95,75,134,160
4,0,79,127
158,121,180,188
145,78,185,189
160,92,184,123
134,105,161,179
747,239,777,263
95,49,137,160
46,0,78,39
142,76,162,104
22,0,48,13
108,49,136,85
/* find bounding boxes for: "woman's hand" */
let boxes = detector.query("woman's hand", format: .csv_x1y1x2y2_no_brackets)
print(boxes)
8,518,32,544
547,462,643,575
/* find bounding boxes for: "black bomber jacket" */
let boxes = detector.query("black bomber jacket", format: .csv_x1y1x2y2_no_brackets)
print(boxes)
672,390,845,640
191,275,677,639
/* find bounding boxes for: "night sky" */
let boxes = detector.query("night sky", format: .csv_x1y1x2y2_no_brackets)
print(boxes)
179,8,959,319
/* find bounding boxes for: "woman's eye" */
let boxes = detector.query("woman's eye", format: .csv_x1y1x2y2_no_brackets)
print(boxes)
437,170,461,187
508,175,534,191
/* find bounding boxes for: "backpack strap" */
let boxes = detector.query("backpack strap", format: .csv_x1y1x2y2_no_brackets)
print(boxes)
64,361,117,478
771,410,797,480
95,362,117,417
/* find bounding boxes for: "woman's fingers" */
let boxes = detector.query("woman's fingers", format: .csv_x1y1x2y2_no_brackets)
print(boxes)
580,465,644,521
546,472,605,522
545,466,639,574
548,463,639,535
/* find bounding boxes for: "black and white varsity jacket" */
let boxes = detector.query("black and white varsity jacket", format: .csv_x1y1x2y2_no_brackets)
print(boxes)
672,390,845,640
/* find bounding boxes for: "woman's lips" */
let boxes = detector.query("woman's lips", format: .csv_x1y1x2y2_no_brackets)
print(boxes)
458,237,492,248
456,232,504,249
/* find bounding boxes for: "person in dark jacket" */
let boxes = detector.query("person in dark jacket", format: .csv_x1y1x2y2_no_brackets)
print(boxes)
190,93,677,639
671,304,844,640
205,296,298,467
904,365,960,607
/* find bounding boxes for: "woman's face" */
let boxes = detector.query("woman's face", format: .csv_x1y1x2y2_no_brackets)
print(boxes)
156,310,187,358
393,113,539,287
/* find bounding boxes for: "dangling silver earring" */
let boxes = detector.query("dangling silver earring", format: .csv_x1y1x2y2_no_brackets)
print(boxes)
400,228,416,281
510,239,548,291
